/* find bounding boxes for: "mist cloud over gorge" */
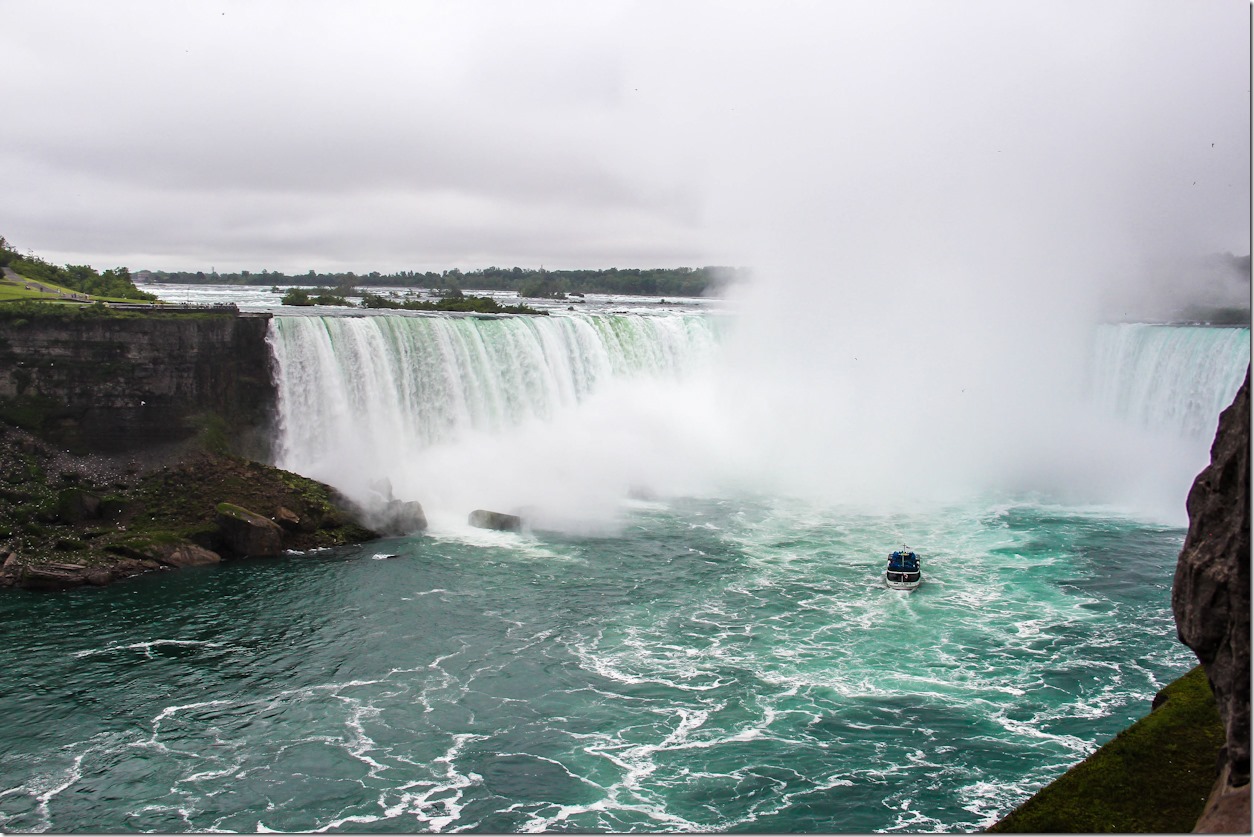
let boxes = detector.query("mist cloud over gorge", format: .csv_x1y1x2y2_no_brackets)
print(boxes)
615,1,1249,516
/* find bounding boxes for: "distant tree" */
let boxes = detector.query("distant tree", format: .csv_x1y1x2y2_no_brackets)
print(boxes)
520,273,565,299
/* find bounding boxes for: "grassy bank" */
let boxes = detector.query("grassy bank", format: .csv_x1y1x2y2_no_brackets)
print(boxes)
0,269,161,307
987,664,1223,832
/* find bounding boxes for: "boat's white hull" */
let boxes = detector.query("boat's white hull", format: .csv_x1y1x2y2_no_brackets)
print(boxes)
885,574,921,591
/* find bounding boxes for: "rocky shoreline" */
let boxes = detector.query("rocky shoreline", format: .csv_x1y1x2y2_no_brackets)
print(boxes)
0,421,382,591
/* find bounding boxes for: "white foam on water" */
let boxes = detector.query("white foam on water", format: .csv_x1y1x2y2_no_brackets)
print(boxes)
0,751,87,833
377,732,487,831
73,639,227,659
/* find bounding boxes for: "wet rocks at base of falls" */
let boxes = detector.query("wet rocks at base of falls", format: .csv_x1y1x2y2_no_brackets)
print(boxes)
5,552,169,590
0,422,383,592
274,505,305,532
371,499,428,536
215,503,285,557
2,490,374,591
468,509,524,532
1172,365,1250,831
158,543,222,568
363,478,429,536
56,487,102,523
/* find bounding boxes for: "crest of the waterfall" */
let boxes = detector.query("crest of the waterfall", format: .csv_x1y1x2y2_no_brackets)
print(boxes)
1072,324,1250,521
267,311,730,532
1088,324,1250,440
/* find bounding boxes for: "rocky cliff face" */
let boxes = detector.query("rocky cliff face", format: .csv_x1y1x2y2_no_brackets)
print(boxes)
0,311,275,454
1172,364,1250,830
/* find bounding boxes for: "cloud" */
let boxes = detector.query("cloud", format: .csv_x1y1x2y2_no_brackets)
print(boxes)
0,1,1246,275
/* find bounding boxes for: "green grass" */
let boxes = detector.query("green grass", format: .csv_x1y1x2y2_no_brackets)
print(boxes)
0,271,165,306
1,271,88,300
987,664,1224,833
0,279,74,303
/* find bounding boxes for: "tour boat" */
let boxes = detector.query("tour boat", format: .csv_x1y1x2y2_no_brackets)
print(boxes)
885,547,922,591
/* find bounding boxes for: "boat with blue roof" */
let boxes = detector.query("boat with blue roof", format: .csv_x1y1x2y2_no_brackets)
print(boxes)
885,546,922,591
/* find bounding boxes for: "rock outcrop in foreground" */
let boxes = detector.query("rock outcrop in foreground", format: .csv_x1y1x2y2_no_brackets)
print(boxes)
0,421,381,590
1172,365,1250,832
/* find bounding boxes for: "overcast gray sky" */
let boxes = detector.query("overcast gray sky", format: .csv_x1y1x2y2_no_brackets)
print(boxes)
1,1,1248,274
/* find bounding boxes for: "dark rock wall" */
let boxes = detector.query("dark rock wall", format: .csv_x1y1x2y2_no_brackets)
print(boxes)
1173,364,1250,791
0,313,275,454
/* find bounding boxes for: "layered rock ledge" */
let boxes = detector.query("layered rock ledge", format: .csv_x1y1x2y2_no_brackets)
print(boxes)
0,308,274,455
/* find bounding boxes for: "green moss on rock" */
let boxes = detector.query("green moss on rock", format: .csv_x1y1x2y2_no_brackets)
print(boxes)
987,665,1224,833
0,421,379,590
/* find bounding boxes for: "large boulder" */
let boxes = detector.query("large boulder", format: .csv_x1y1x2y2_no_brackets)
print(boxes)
56,487,101,523
468,509,522,532
157,543,222,568
274,505,304,532
215,502,284,557
372,499,428,536
1172,365,1250,825
18,561,88,590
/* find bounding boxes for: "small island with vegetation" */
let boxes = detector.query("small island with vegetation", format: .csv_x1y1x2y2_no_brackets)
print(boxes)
277,285,544,314
358,289,543,315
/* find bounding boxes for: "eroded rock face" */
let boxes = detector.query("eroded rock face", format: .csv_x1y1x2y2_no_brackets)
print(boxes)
0,313,275,454
1172,365,1250,792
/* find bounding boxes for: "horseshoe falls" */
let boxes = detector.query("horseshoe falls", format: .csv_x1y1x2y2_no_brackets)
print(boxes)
0,306,1247,833
266,311,727,531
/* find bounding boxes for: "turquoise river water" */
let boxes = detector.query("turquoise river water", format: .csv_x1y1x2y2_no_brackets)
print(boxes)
0,287,1247,833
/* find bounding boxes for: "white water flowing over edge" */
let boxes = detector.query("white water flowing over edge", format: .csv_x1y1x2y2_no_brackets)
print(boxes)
267,311,728,532
266,314,1249,531
1087,324,1249,439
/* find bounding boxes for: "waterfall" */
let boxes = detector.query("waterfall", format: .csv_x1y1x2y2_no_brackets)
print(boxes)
266,311,723,520
1089,324,1249,440
266,313,1248,528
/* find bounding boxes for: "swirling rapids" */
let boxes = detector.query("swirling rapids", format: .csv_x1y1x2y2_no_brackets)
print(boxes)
0,496,1191,833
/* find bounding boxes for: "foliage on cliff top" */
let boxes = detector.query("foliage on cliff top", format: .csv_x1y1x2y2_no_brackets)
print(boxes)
0,300,134,320
0,299,239,322
1,236,157,302
987,664,1224,833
